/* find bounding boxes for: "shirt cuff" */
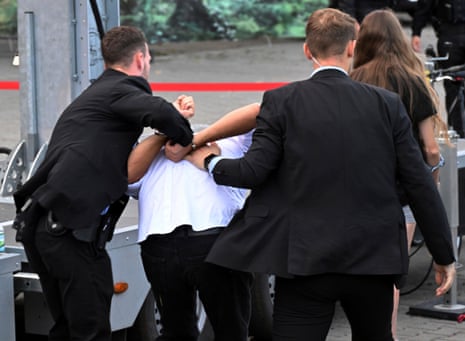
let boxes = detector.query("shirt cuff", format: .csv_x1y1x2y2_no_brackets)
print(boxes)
207,156,226,174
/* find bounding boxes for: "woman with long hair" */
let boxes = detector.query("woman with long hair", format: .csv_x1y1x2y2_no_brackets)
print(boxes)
350,9,447,341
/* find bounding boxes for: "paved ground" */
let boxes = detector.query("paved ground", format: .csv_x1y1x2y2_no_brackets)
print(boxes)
1,16,465,340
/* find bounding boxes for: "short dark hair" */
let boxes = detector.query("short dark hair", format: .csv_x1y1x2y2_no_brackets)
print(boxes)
305,8,357,59
101,26,147,67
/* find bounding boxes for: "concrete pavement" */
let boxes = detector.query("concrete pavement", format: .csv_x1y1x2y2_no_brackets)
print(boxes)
1,21,465,340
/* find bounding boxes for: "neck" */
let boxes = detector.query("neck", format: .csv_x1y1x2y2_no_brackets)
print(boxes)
313,58,350,72
109,66,129,74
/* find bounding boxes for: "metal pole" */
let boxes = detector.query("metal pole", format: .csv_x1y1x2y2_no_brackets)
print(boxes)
435,139,465,310
23,11,38,162
409,139,465,319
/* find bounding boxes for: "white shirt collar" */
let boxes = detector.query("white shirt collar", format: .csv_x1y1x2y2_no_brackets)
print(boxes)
310,66,348,78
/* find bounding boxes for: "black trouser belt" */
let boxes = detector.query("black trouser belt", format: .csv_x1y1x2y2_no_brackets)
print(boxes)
168,225,224,237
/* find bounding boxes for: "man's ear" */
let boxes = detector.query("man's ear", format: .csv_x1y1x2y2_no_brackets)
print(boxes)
347,40,356,58
134,51,144,71
303,42,313,60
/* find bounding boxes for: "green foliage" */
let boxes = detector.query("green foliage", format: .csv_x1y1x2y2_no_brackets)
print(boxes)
0,0,331,42
0,0,17,35
122,0,330,42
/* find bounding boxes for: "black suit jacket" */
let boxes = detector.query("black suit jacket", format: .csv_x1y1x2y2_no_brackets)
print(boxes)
207,69,455,279
14,69,192,231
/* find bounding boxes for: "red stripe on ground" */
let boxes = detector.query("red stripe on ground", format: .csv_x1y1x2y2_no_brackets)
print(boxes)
0,81,287,92
0,81,20,90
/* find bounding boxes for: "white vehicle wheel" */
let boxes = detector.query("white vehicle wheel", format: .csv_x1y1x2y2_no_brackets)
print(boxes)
127,291,213,340
248,273,274,340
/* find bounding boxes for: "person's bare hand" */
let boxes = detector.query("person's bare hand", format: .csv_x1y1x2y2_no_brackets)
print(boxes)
172,95,195,119
185,143,221,170
434,262,456,296
165,142,192,162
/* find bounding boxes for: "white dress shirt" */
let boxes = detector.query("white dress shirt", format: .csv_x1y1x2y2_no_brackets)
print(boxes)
127,132,252,242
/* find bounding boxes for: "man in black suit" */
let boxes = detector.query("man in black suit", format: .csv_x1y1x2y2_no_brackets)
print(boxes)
186,8,456,340
332,0,392,22
411,0,465,137
13,26,193,341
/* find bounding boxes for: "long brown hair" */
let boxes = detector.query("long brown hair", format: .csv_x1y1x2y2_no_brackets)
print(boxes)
351,9,446,136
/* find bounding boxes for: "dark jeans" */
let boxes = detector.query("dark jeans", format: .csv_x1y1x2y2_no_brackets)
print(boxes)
337,0,391,22
140,226,253,341
272,274,395,341
22,213,114,341
356,1,391,22
438,33,465,137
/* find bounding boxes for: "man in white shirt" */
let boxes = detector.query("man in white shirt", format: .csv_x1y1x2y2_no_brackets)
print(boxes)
126,103,259,341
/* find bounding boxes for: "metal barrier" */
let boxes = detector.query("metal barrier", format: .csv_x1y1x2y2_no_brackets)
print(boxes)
409,138,465,321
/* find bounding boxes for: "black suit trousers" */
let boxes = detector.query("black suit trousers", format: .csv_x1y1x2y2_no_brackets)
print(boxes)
140,227,253,341
438,32,465,137
272,274,395,341
22,213,114,341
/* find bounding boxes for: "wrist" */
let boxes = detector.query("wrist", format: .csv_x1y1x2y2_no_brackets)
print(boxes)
154,130,166,137
430,154,445,173
191,133,204,151
204,153,219,171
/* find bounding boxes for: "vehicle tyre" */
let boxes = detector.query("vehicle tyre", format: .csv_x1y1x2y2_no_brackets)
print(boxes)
126,291,157,340
127,290,213,341
248,273,274,341
111,329,128,341
0,147,12,155
0,146,11,168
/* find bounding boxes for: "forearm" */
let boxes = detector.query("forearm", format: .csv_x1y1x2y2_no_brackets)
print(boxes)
193,103,260,147
115,83,193,146
425,148,441,183
419,117,441,182
423,143,440,169
139,97,193,146
165,102,260,162
127,134,167,183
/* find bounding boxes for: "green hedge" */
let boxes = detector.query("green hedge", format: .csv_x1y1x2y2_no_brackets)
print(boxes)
1,0,329,42
121,0,329,42
0,0,17,35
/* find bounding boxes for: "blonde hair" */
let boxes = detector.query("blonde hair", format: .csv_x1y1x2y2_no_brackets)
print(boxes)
305,8,357,59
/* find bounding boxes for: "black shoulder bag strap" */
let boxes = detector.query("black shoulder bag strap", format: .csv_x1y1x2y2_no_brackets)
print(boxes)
89,0,105,40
